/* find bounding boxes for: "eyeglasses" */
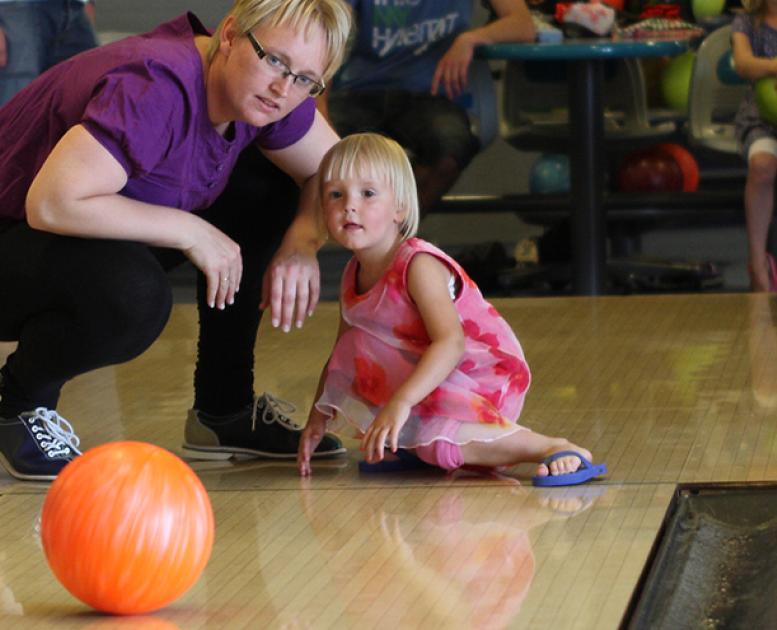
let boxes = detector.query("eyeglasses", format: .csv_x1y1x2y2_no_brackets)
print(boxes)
246,32,326,97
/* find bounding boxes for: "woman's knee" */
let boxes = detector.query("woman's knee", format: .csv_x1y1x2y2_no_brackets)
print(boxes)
396,97,478,170
68,241,173,358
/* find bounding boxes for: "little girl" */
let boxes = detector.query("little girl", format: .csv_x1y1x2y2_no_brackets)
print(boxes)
297,133,605,486
733,0,777,291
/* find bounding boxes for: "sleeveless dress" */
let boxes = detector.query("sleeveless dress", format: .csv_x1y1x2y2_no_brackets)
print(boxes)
316,238,531,448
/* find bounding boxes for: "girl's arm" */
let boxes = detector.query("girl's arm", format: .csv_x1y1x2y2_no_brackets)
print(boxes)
432,0,535,99
25,124,242,310
361,253,466,462
259,110,340,331
732,31,777,81
298,311,352,476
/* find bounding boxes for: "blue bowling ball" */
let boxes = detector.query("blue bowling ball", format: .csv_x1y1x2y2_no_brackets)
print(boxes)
717,51,745,86
529,154,570,194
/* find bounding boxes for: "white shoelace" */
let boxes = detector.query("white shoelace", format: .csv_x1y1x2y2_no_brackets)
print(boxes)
250,393,300,432
24,408,82,458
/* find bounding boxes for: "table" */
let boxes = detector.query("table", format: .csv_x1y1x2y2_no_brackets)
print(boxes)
478,38,692,295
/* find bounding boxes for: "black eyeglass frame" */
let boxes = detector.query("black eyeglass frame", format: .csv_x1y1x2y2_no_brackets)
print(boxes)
246,32,326,97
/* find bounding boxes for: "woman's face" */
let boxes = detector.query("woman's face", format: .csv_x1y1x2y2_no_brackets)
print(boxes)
217,19,327,127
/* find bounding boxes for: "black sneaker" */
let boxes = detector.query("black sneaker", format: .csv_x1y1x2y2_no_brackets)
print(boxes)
0,408,81,481
181,393,346,460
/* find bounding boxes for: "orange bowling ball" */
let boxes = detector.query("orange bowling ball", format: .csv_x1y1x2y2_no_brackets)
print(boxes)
41,441,214,615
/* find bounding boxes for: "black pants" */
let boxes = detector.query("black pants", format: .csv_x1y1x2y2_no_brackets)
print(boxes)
327,90,479,170
0,148,298,417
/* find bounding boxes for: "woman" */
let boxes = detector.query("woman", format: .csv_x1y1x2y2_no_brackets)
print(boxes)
0,0,352,481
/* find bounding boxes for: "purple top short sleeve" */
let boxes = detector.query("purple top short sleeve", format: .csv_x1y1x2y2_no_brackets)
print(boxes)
82,64,183,177
0,13,316,220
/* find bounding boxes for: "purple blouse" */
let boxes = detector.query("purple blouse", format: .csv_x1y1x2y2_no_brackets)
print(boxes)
0,13,316,221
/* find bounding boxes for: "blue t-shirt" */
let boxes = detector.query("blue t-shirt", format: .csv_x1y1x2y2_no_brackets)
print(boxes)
334,0,475,93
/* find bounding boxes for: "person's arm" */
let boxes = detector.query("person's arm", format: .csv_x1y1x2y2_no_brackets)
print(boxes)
84,0,96,25
0,26,6,68
259,109,340,332
732,31,777,81
361,254,466,462
298,311,352,476
431,0,535,99
25,124,242,310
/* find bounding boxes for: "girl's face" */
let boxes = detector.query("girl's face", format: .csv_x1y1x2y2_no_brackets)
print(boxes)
322,174,405,255
216,18,327,127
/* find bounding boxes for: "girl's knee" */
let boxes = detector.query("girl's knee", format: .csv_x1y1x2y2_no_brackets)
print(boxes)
415,440,464,471
748,153,777,185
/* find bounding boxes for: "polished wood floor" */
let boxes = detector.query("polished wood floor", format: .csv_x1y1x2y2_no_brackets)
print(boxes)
1,292,776,628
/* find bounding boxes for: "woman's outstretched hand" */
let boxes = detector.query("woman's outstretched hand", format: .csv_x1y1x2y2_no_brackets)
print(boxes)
261,238,320,332
182,218,242,311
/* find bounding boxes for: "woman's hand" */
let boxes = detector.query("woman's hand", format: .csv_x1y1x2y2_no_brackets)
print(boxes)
361,399,412,463
431,33,476,99
430,0,535,99
181,218,242,310
260,238,320,332
256,111,337,329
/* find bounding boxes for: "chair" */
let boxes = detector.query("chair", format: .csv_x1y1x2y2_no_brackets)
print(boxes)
500,57,677,151
688,25,748,155
455,58,499,150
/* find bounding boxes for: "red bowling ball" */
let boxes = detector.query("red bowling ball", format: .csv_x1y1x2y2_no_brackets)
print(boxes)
655,143,700,192
617,148,684,193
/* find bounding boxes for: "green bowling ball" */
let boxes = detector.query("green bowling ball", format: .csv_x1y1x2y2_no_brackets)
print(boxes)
691,0,725,20
755,77,777,127
661,51,696,113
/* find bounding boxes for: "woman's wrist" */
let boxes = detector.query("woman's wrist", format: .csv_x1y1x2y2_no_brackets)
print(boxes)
455,30,480,50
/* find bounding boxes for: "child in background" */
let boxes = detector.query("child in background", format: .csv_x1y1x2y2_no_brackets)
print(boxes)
297,133,605,485
733,0,777,291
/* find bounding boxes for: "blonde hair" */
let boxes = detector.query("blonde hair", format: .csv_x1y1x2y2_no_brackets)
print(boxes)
742,0,767,16
318,134,420,241
208,0,352,83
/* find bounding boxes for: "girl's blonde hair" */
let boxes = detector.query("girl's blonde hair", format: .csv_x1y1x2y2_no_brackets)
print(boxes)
318,133,420,241
208,0,352,83
742,0,766,15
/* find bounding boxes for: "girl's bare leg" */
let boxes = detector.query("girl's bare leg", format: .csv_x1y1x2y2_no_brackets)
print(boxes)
745,152,777,292
459,430,593,478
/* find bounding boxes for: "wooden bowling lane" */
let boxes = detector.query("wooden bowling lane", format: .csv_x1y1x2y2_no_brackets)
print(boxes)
0,478,672,629
0,293,775,627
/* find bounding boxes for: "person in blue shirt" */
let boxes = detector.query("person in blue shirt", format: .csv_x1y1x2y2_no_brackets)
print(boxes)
319,0,535,212
0,0,98,106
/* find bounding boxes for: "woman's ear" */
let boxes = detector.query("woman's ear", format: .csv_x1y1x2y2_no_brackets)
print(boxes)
219,15,238,57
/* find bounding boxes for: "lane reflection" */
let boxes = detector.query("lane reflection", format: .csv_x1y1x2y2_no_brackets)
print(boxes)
287,479,607,629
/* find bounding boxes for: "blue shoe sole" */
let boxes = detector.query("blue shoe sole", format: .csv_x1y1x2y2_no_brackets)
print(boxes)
532,450,607,487
358,448,435,473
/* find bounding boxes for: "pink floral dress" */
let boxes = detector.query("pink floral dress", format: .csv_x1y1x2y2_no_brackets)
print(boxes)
316,238,531,448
